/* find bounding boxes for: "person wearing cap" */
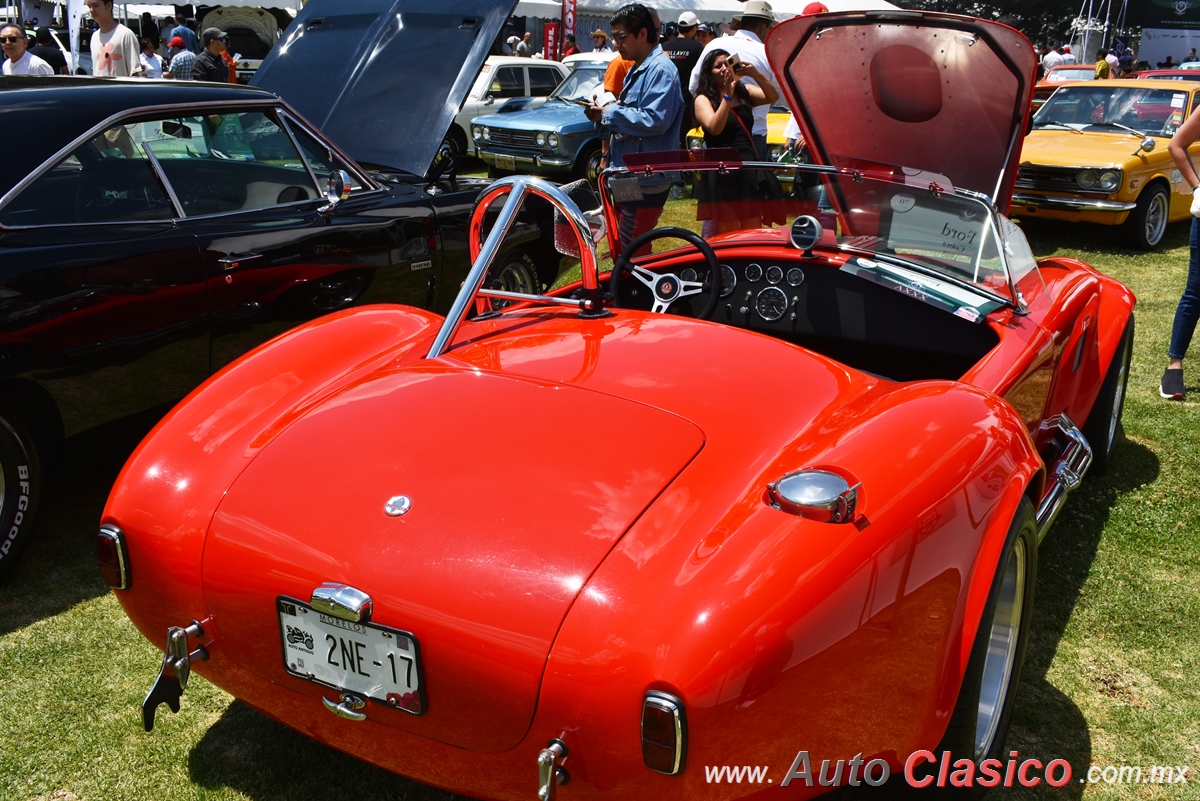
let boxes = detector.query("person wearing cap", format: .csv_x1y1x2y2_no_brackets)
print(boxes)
585,3,682,252
592,29,612,52
31,27,68,74
164,35,195,79
1119,47,1134,74
2,25,53,75
192,27,228,83
1061,44,1076,64
88,0,144,77
663,11,703,148
689,0,778,158
695,22,715,47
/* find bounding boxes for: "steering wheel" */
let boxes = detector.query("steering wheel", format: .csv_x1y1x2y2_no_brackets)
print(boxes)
608,227,722,319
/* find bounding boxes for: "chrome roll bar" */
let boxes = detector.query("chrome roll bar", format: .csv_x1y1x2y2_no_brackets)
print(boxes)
426,175,601,360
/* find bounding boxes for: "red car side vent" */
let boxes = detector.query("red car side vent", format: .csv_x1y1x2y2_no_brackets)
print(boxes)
642,691,687,775
97,524,129,590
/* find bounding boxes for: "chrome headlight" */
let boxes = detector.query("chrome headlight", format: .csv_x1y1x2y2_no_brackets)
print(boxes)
471,125,482,141
1076,168,1099,190
687,136,704,150
1098,169,1121,192
482,127,490,142
767,144,784,161
535,132,547,146
547,132,559,148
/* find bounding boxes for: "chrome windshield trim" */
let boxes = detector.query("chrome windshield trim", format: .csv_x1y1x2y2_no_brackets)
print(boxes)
139,141,186,219
832,244,1014,310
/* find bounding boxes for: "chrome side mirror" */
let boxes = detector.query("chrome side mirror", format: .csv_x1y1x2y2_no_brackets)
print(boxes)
318,170,351,214
1136,136,1155,156
768,469,861,524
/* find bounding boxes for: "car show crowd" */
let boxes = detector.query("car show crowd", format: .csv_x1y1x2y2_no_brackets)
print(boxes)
3,0,1199,402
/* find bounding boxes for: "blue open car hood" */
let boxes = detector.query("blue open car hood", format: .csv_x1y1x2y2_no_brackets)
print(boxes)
252,0,517,177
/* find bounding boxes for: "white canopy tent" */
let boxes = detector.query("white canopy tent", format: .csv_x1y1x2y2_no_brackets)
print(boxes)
515,0,899,23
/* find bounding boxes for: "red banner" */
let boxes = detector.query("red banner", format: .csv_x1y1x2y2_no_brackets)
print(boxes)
562,0,576,53
544,22,559,61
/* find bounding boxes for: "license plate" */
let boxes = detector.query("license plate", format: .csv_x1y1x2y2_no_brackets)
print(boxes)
277,597,425,715
495,153,516,171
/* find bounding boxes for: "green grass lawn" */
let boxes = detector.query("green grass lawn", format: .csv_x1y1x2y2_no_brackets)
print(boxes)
0,214,1197,800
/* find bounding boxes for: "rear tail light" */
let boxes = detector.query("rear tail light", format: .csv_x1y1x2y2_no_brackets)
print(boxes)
642,691,686,775
97,524,129,589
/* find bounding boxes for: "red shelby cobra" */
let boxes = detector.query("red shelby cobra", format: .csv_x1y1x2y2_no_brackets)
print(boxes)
101,6,1134,799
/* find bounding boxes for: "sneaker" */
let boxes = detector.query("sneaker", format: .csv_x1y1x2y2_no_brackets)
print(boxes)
1160,367,1185,400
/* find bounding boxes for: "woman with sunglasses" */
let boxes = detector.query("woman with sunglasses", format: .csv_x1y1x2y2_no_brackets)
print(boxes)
1,25,54,75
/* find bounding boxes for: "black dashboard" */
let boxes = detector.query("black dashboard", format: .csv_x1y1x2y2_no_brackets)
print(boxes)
613,252,1001,382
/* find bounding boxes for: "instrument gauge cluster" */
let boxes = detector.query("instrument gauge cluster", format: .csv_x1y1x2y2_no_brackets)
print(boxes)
719,264,737,297
745,263,763,282
755,286,788,322
766,265,783,284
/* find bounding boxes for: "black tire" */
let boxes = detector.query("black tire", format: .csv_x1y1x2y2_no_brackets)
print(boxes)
573,144,603,184
1081,315,1134,476
1122,183,1169,250
487,249,543,308
0,410,41,580
936,498,1037,784
307,270,372,313
440,126,467,174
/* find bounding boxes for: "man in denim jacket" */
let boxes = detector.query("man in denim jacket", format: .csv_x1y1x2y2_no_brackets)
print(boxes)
587,4,682,251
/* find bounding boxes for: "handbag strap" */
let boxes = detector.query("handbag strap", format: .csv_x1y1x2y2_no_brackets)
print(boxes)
730,104,760,159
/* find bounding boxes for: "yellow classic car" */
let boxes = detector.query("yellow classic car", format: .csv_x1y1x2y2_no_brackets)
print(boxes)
1014,79,1200,249
686,101,794,159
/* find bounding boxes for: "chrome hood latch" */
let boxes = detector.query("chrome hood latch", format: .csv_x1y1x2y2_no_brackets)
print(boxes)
142,620,209,732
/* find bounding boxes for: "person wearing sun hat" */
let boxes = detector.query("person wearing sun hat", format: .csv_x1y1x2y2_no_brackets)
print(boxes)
592,28,612,51
689,0,778,157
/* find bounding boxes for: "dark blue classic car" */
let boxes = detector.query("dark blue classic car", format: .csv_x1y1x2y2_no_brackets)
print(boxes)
0,0,560,577
473,61,610,183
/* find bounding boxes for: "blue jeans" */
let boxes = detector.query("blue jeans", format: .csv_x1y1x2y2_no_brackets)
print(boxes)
1169,216,1200,360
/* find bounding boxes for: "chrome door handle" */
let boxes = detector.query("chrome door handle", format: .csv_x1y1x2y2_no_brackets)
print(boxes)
218,253,263,271
322,693,367,721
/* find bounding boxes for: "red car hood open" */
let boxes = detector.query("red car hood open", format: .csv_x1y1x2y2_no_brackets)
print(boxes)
766,10,1036,213
200,365,704,752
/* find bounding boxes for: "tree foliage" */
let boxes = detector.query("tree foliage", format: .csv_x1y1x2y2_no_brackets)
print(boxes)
895,0,1144,49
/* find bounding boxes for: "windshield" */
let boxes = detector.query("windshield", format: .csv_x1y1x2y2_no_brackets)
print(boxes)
1034,85,1191,136
551,67,605,102
1047,68,1095,83
599,157,1039,310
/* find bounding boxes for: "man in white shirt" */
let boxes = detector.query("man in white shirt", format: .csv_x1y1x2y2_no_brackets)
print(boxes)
689,0,778,156
87,0,144,77
1060,44,1076,65
1042,44,1065,71
1,25,54,75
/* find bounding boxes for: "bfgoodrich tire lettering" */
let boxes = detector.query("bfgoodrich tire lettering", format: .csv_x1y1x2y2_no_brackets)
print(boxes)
934,498,1037,793
0,411,41,579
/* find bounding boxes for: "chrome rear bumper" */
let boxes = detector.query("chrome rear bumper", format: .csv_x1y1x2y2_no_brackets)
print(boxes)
1035,414,1093,542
